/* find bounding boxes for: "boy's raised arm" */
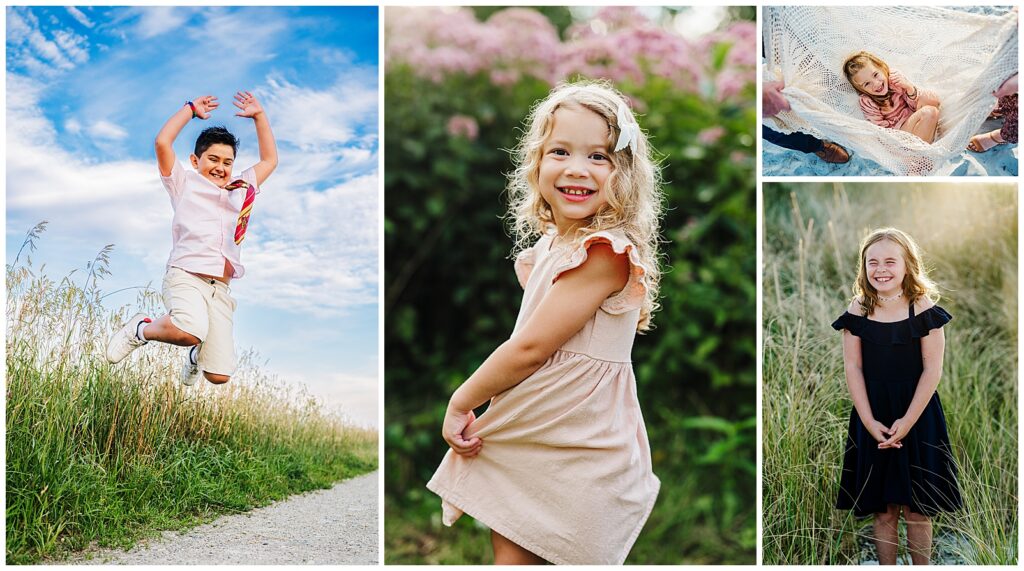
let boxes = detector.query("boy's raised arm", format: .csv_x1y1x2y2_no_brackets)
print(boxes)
155,95,218,176
234,91,278,186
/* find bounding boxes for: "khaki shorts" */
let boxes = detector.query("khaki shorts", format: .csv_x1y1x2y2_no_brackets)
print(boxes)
162,266,238,376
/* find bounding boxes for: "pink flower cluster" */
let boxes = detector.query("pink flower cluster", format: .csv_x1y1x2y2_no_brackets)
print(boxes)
446,115,480,140
386,6,755,101
385,7,562,85
698,21,757,103
697,126,726,145
560,7,704,93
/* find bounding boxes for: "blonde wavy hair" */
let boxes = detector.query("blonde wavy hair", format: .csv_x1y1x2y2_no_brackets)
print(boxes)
506,80,664,330
852,227,938,316
842,50,893,106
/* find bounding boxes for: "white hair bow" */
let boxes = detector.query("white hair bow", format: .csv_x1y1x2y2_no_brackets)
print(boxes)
614,102,640,154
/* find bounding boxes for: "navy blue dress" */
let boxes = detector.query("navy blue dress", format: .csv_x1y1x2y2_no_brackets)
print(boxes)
831,303,962,517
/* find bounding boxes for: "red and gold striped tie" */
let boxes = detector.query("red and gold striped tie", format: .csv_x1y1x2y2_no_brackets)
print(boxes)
225,179,257,245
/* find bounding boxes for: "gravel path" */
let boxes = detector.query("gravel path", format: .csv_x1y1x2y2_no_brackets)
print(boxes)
68,471,378,565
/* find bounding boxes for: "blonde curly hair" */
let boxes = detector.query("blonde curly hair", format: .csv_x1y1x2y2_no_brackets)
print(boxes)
506,80,664,330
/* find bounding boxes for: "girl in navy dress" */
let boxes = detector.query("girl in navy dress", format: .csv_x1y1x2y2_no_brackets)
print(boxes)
831,228,961,564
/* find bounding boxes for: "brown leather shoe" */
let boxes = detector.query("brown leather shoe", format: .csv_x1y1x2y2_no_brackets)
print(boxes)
815,141,851,164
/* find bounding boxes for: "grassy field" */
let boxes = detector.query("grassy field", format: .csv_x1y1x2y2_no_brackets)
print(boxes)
762,183,1018,564
5,223,378,564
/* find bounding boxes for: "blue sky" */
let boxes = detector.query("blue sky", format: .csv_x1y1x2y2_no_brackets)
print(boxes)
6,6,380,427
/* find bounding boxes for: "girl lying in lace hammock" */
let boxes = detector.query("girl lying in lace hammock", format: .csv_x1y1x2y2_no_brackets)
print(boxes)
843,51,942,143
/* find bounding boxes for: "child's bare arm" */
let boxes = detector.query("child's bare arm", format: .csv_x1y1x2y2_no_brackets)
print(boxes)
156,95,218,176
234,91,278,186
449,243,629,412
442,243,629,454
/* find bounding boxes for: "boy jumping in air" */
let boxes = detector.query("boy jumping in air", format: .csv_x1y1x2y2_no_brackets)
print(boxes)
106,91,278,385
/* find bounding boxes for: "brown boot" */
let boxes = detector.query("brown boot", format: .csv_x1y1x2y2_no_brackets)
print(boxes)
814,141,851,164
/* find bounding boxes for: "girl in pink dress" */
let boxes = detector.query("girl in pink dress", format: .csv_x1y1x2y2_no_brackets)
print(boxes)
426,81,663,564
843,51,943,143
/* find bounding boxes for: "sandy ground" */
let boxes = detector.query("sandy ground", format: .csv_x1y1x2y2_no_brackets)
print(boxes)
762,119,1019,177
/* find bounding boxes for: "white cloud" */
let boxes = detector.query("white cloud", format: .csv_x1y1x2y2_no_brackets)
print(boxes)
7,7,90,74
6,7,36,44
243,173,379,315
7,73,57,144
262,72,378,150
27,30,74,71
65,117,82,134
88,119,129,140
179,8,287,65
53,29,90,64
65,7,94,28
132,6,192,39
281,370,379,428
308,46,357,67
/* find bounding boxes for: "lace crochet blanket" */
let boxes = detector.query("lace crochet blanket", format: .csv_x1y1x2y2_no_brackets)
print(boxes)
764,6,1018,175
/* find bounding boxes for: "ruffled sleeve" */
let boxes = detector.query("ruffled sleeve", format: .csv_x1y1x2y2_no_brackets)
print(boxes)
832,306,952,345
908,305,952,337
831,311,868,336
552,230,648,314
513,241,540,289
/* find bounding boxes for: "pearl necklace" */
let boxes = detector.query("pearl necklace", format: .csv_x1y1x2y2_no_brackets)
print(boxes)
878,292,903,302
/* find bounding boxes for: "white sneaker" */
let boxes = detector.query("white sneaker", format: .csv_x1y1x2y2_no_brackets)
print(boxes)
181,345,203,386
106,312,151,364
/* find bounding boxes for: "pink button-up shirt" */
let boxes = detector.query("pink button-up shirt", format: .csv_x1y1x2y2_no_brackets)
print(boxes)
161,160,258,279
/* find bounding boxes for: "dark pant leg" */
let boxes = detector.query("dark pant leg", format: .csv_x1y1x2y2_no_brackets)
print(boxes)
762,126,825,154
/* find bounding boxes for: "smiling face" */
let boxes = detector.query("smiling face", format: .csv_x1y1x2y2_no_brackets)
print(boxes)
851,63,888,97
536,105,613,235
190,143,235,188
864,239,906,296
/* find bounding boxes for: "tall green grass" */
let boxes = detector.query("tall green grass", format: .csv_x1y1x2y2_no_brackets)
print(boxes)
762,183,1018,564
6,223,378,564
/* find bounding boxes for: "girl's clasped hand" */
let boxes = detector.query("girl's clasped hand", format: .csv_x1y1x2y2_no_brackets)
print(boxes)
866,419,902,449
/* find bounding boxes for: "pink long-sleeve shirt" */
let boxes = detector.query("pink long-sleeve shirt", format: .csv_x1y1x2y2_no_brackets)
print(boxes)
858,70,936,130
